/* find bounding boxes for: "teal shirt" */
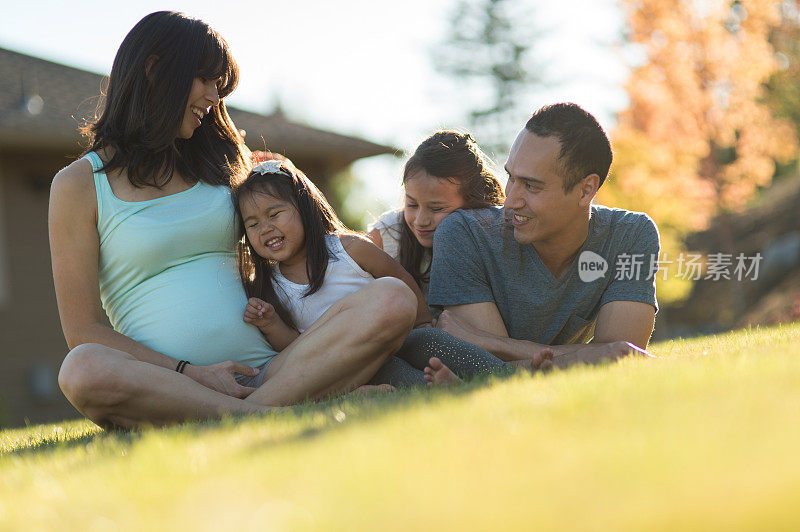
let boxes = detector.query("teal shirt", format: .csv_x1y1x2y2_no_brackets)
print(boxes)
87,152,277,367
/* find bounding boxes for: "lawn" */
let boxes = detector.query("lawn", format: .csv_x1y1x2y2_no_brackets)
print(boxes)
2,323,799,531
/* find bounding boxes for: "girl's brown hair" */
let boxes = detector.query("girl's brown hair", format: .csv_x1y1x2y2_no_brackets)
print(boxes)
399,130,505,287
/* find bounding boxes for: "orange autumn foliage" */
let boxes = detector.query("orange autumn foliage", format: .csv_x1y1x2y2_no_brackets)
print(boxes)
603,0,797,238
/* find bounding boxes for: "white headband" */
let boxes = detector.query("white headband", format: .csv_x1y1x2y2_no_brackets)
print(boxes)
253,160,284,175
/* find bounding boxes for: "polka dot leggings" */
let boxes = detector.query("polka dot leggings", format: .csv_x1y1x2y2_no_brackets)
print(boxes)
368,328,511,387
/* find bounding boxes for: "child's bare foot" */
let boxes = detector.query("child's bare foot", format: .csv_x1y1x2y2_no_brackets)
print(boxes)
534,348,554,371
424,357,462,386
510,348,555,374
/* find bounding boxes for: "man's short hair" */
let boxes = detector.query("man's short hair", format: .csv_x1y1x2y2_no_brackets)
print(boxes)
524,103,612,191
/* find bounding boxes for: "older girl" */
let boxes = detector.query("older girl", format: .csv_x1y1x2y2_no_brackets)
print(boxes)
368,131,505,295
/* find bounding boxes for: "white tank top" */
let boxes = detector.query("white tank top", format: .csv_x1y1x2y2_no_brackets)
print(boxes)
272,234,373,332
368,209,404,260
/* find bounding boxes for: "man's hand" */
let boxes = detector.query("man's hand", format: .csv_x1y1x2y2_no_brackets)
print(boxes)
435,309,485,342
183,361,259,399
244,298,279,330
607,341,654,360
554,341,655,368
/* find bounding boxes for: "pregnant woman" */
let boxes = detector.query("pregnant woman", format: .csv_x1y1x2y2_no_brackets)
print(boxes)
51,11,415,429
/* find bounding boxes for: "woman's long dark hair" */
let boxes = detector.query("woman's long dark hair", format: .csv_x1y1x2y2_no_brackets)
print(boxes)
232,164,347,330
83,11,248,187
399,130,505,287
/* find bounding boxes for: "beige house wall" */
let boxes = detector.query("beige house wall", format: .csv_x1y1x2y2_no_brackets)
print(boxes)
0,149,80,427
0,157,9,308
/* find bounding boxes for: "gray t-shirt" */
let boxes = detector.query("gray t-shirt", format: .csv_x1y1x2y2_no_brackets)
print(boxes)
428,205,660,345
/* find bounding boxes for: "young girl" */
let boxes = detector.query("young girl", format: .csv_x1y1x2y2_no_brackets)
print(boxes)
233,159,549,387
235,158,432,341
368,131,505,294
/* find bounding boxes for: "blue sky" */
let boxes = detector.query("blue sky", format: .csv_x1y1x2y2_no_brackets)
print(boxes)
0,0,629,215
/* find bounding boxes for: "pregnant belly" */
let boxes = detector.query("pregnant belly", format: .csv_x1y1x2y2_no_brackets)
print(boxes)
107,257,276,367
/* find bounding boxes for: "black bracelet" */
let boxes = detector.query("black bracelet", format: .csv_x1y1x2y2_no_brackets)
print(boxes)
176,360,190,374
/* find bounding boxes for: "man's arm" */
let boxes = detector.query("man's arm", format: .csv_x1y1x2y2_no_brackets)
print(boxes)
437,300,654,366
592,300,655,348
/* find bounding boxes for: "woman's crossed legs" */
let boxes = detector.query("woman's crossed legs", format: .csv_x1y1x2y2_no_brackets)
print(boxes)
58,278,416,429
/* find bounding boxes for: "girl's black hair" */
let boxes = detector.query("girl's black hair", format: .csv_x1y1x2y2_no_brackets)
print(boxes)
399,130,505,287
232,163,347,330
83,11,248,187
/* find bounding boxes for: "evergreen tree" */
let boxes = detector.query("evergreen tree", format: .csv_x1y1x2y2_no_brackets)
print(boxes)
433,0,543,157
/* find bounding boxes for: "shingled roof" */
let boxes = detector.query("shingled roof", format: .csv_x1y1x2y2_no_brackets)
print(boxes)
0,47,398,165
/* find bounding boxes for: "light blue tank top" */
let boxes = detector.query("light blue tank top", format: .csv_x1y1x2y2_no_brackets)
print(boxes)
86,152,277,367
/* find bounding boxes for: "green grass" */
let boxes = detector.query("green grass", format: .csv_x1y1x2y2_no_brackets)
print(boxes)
2,323,800,531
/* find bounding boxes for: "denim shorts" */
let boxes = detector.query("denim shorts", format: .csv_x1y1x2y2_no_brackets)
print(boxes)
234,356,275,388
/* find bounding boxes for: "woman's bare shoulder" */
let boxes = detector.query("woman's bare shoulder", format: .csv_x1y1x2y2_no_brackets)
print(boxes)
50,157,97,212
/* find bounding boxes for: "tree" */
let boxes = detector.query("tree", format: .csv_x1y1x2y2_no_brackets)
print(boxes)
599,0,799,309
433,0,544,157
765,1,800,163
602,0,796,302
608,0,796,233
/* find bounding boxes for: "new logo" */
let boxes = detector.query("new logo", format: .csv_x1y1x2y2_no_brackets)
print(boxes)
578,251,608,282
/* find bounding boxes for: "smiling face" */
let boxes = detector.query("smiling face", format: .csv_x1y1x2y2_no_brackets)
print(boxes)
177,77,221,139
503,130,588,246
403,170,466,248
239,191,307,268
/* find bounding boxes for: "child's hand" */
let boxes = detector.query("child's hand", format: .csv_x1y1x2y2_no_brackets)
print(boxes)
244,297,278,329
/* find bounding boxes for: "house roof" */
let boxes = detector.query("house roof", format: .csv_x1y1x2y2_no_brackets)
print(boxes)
0,47,398,165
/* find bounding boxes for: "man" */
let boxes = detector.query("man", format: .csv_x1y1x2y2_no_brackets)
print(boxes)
428,103,659,367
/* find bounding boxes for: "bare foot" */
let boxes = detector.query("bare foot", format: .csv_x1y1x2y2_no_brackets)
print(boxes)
510,348,555,374
424,357,462,386
350,384,396,397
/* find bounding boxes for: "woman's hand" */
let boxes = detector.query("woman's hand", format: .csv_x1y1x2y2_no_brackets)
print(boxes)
183,361,259,399
244,297,279,330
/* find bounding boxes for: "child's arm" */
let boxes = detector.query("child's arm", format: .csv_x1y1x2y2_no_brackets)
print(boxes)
244,297,300,351
366,228,384,249
340,234,434,328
